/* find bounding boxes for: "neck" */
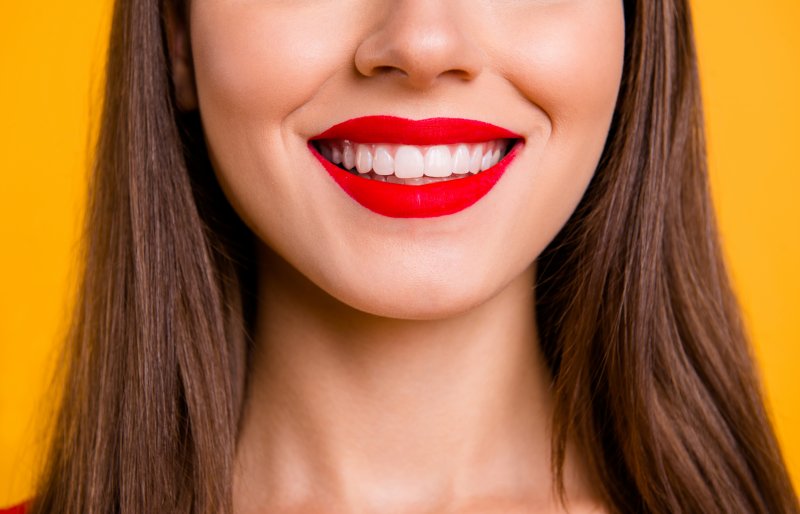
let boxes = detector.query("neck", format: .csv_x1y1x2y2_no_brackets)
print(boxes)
234,245,590,512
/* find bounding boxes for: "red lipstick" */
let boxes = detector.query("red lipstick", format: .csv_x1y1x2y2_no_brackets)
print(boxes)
309,116,523,218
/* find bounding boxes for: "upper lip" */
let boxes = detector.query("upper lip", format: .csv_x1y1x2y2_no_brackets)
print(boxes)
309,116,523,145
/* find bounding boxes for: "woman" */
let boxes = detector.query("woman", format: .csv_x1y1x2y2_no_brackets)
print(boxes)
7,0,798,512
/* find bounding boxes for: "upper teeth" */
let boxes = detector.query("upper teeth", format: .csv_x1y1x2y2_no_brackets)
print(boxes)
317,140,508,179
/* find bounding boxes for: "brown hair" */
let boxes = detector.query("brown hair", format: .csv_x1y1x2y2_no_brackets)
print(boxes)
29,0,798,513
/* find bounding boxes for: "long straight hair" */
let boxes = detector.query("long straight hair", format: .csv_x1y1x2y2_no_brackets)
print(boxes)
29,0,798,512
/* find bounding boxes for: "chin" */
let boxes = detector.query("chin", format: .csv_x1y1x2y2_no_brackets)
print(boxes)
335,286,492,321
317,260,508,321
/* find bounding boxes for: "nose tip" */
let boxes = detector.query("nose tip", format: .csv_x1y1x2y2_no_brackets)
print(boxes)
354,1,484,90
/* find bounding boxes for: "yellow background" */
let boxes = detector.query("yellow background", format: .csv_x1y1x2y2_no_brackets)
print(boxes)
1,1,798,507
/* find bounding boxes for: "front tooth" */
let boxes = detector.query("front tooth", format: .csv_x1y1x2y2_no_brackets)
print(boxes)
342,141,355,170
373,145,394,175
469,144,483,173
424,145,452,178
394,146,424,178
355,144,373,174
452,144,470,174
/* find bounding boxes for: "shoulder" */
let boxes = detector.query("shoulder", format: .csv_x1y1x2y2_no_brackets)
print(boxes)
0,502,27,514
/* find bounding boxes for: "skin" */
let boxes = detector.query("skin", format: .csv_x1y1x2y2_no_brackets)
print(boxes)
167,1,625,512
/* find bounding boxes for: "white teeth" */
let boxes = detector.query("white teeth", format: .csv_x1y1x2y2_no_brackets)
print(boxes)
317,139,512,180
491,148,501,167
373,144,394,175
480,152,493,171
480,142,496,171
452,144,470,175
342,141,355,170
469,144,483,173
423,145,452,178
394,146,425,178
356,144,373,174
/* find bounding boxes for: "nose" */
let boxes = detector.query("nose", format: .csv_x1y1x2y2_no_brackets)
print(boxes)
354,1,485,90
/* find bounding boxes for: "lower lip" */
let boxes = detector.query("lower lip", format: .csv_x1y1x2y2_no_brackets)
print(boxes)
308,142,523,218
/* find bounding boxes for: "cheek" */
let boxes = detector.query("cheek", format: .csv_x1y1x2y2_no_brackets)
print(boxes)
487,1,625,264
186,2,360,251
190,3,350,124
495,2,625,126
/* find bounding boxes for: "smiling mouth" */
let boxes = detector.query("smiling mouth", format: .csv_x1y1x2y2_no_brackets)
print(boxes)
310,139,516,185
308,116,524,218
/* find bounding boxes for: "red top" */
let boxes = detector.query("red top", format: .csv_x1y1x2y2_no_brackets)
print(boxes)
0,503,26,514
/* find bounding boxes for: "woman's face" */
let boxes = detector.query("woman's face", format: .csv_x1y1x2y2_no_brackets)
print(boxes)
176,0,625,319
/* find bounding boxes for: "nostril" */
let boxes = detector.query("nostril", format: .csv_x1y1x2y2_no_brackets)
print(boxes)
361,65,409,81
447,69,476,82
